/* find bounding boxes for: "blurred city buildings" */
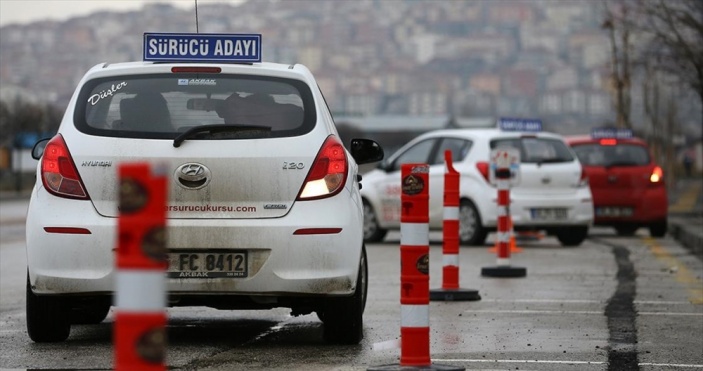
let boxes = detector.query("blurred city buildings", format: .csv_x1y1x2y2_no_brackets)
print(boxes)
0,0,700,139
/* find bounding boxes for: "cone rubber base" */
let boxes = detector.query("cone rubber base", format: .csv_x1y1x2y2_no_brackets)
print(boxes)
481,266,527,278
368,363,465,371
429,288,481,301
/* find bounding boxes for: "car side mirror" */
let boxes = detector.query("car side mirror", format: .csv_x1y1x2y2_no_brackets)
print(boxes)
31,138,50,160
350,138,384,165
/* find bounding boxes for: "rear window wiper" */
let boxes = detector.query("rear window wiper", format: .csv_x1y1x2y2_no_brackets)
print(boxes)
173,124,271,147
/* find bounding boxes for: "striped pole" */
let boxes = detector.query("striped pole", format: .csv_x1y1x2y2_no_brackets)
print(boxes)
399,163,431,367
114,163,168,371
430,150,480,301
482,151,526,278
368,163,463,371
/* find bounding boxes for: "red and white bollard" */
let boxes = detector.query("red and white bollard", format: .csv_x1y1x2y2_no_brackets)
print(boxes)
481,155,526,278
430,150,480,301
114,163,168,371
369,164,463,371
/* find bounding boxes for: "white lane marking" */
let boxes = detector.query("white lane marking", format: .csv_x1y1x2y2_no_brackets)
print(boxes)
434,359,703,368
464,309,703,316
434,359,605,365
639,363,703,368
478,298,696,305
372,338,401,351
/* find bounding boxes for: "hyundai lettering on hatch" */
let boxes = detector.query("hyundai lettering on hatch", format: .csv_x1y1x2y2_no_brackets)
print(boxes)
143,33,262,62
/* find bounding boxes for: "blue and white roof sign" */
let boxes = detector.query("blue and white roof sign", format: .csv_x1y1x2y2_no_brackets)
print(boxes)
144,33,262,63
498,117,542,132
591,127,633,139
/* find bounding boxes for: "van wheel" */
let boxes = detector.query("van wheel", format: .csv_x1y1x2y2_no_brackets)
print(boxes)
320,245,367,344
363,199,387,243
459,200,487,246
26,273,70,342
556,226,589,247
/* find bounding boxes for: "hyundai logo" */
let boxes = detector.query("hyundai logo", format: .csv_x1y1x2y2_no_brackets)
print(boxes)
175,163,211,189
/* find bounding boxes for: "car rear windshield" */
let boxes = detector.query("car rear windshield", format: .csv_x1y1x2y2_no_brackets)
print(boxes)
74,74,316,139
571,143,650,167
490,137,575,164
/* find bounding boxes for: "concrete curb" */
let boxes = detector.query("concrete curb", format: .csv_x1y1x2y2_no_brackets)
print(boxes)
668,216,703,261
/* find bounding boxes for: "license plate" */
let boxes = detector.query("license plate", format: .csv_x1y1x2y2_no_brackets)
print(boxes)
595,207,633,217
167,252,248,278
530,208,567,221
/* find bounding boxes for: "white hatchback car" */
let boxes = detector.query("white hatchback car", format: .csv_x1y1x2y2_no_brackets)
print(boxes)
361,127,593,247
25,33,383,344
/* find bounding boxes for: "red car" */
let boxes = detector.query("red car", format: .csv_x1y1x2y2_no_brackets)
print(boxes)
566,128,668,237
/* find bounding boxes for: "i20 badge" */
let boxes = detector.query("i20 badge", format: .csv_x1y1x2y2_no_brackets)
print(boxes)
175,163,211,190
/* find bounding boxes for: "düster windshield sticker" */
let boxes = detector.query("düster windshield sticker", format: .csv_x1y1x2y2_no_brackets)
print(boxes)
88,82,127,106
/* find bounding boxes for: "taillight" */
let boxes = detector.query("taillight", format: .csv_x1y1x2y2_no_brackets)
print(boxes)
297,136,348,200
171,66,221,73
40,134,89,200
476,161,490,183
599,139,617,146
578,167,589,187
650,166,663,183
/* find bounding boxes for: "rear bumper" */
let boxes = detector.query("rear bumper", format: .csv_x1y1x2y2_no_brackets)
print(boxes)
26,186,362,298
592,187,668,225
477,187,594,228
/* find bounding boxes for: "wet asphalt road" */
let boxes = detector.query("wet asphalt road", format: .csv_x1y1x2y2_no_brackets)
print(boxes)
1,199,702,371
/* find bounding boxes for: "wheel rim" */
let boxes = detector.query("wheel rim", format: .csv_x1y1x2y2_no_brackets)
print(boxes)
459,203,477,242
363,202,378,239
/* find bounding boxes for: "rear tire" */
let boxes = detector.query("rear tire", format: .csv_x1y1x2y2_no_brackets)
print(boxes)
556,226,588,247
363,199,387,243
26,273,70,342
320,245,367,344
459,200,487,246
649,220,667,237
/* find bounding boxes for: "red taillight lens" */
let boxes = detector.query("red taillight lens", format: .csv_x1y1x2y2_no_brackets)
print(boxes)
171,66,221,73
298,136,348,200
476,161,490,183
41,135,89,200
650,166,664,183
599,139,617,146
578,167,589,187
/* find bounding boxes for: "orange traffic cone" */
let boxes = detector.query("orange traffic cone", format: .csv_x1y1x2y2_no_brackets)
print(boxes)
489,216,522,253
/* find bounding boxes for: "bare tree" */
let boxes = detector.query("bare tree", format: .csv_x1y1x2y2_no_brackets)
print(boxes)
636,0,703,129
0,98,63,146
602,0,635,129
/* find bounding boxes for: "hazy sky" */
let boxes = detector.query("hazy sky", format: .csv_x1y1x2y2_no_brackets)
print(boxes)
0,0,238,27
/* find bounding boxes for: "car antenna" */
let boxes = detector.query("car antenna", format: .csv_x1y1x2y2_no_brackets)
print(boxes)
194,0,199,33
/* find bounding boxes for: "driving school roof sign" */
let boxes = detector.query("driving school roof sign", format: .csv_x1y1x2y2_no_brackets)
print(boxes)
144,33,262,63
591,127,633,139
498,117,542,132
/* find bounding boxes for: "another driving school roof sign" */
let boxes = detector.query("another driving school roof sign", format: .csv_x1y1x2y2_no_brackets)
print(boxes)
590,127,633,139
143,33,262,63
